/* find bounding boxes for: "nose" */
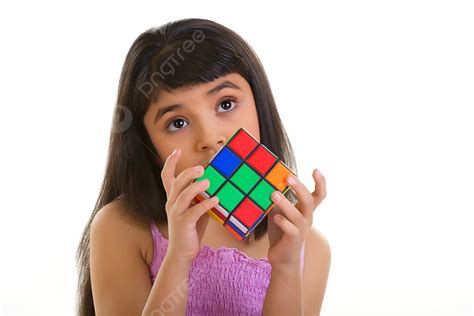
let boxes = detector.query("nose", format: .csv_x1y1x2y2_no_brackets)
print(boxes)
196,126,226,154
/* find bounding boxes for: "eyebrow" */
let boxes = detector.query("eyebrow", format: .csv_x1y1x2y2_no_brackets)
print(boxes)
153,81,241,124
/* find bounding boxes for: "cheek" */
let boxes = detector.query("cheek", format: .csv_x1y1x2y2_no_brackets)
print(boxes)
148,138,173,168
150,139,165,161
243,103,260,142
174,155,195,176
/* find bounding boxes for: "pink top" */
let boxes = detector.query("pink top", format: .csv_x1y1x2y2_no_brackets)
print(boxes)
148,222,305,315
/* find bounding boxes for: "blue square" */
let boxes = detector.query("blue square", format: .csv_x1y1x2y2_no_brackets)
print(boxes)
210,146,242,177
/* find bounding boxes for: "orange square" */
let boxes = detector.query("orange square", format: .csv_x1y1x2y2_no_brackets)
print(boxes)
265,161,293,192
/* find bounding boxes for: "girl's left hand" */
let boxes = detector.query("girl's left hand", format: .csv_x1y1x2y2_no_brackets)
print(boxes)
267,169,327,267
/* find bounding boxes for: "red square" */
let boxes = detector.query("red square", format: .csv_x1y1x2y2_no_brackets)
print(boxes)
227,128,258,159
232,198,264,228
247,145,277,175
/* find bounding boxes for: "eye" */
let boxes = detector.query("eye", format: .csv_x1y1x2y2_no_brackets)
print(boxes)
165,98,238,132
217,98,237,113
166,118,188,132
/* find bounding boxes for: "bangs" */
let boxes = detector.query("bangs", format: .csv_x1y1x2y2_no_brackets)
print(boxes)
146,37,248,104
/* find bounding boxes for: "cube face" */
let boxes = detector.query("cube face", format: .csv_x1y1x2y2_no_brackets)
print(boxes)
201,165,226,195
194,127,296,241
215,182,245,212
229,163,260,194
210,147,241,177
247,145,277,175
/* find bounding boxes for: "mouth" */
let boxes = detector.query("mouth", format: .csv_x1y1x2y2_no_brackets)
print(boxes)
200,157,214,167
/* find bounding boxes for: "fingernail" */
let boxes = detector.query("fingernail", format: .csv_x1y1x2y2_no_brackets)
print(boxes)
194,165,204,173
199,179,209,187
171,149,178,157
272,191,282,203
287,176,296,185
316,169,322,177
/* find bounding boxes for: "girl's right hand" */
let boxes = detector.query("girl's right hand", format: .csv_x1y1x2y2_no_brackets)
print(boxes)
160,148,220,264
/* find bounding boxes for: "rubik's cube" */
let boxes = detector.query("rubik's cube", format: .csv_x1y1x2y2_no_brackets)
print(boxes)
193,127,296,241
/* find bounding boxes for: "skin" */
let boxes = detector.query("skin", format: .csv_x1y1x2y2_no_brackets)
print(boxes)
143,72,330,313
143,72,263,256
89,72,331,316
144,73,261,177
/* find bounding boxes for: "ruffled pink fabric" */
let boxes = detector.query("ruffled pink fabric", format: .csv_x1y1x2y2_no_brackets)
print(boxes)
149,222,305,315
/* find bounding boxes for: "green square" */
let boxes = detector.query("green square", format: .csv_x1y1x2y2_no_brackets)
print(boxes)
229,163,261,194
215,182,244,212
196,165,226,195
249,179,274,210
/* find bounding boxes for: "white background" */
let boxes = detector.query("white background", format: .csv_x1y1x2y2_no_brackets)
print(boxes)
0,1,472,315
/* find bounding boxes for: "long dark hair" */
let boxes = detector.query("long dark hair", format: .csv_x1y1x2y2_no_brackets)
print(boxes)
75,18,298,315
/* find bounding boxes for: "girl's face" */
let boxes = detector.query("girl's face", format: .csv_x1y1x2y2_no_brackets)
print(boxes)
143,73,261,175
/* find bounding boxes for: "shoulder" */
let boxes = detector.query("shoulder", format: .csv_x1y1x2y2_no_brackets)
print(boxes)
302,227,331,315
303,226,331,276
90,198,154,266
305,226,331,258
89,198,156,314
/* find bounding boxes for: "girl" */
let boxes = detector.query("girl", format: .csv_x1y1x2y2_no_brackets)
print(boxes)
76,18,331,316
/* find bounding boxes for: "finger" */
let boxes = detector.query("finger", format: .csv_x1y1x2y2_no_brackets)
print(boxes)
272,213,300,238
160,149,181,198
168,164,205,205
311,169,327,209
271,190,306,229
173,178,210,215
267,209,284,241
188,195,220,223
196,208,211,241
286,175,315,218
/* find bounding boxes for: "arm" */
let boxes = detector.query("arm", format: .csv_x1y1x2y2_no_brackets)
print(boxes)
90,203,153,315
262,262,303,315
90,202,192,316
262,228,331,316
142,255,192,315
302,227,331,315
